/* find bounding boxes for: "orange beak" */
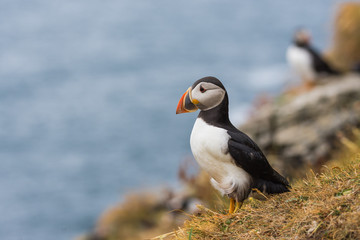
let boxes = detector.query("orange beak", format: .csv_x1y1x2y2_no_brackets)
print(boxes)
176,87,198,114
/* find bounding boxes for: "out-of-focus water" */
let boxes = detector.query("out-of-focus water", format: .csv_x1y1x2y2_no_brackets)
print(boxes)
0,1,343,239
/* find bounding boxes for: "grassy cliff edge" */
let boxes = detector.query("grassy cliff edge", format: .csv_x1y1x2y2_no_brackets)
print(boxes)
160,131,360,240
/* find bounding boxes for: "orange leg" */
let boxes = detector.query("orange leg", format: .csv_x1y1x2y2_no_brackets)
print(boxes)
234,201,243,213
229,198,235,214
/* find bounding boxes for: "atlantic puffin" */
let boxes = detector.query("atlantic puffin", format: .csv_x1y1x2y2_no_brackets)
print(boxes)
286,29,340,83
176,76,290,213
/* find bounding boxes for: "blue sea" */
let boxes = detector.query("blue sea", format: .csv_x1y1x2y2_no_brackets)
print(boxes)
0,1,345,239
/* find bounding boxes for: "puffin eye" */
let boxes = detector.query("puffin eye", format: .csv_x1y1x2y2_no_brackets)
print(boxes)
200,86,206,93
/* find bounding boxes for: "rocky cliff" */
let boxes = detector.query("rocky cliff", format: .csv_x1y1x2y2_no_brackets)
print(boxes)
240,74,360,172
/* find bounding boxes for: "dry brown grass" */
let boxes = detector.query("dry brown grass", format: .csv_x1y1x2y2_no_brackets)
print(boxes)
89,192,175,240
160,131,360,240
81,131,360,240
328,2,360,71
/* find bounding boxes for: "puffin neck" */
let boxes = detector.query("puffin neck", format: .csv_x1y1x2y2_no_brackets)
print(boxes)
294,41,309,48
197,93,233,129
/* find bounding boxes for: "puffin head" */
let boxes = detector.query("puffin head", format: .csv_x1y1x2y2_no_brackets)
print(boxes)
176,76,226,114
293,28,311,46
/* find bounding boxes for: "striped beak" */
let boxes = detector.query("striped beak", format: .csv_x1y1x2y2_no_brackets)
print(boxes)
176,87,198,114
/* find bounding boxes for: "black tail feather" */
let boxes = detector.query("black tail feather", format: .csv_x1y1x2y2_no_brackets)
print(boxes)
253,178,291,194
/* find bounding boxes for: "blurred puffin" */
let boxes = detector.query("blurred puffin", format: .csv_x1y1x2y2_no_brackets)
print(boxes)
286,29,340,85
176,76,290,213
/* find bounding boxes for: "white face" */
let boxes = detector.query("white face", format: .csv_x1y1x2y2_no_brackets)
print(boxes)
190,82,226,111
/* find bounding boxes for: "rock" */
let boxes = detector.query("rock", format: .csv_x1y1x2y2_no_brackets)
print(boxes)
240,74,360,171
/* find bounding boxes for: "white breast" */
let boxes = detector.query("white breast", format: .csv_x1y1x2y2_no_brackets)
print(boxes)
286,45,315,81
190,118,251,199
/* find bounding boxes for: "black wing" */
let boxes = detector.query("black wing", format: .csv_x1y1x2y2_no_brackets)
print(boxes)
306,46,340,75
227,130,290,193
